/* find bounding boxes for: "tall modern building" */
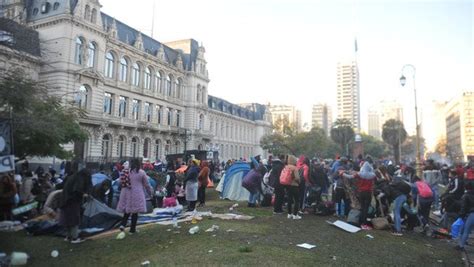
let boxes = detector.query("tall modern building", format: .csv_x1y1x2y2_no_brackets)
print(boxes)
368,109,380,139
336,61,360,132
268,105,302,132
445,91,474,162
311,103,332,136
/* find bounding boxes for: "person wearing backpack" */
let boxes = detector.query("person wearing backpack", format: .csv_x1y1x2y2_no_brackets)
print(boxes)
280,155,301,219
412,176,433,229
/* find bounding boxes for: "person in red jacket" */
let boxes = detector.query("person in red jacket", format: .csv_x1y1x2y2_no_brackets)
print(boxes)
340,158,376,229
296,156,310,212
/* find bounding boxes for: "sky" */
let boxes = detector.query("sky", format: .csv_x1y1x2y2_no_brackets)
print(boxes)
100,0,473,149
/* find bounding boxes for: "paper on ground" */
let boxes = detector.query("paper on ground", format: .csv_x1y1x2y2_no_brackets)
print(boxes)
297,243,316,249
328,220,361,233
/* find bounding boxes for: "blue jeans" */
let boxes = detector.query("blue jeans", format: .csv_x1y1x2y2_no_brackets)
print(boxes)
248,191,260,204
394,194,407,233
459,213,474,248
430,184,439,210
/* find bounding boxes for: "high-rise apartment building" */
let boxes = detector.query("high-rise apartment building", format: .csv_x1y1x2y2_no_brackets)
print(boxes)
336,61,360,131
311,103,332,136
367,100,403,139
368,109,380,139
268,105,302,132
445,91,474,162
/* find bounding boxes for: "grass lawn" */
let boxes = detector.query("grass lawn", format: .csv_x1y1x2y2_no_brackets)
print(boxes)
0,190,465,266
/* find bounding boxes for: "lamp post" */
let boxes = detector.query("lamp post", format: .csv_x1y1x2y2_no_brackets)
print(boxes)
400,64,422,177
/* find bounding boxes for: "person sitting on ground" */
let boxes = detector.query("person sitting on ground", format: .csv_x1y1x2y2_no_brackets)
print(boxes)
456,181,474,251
42,189,63,219
0,174,17,221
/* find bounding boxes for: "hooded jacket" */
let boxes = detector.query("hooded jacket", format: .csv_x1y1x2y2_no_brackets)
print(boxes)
296,156,310,184
287,155,301,187
269,159,284,188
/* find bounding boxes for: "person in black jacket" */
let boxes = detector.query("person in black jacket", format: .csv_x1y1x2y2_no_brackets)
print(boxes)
378,180,412,236
269,155,286,214
456,181,474,251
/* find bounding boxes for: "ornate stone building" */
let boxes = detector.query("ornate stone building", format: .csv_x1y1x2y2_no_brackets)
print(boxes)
1,0,271,163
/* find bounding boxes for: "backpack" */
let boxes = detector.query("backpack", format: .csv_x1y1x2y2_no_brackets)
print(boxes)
279,166,294,186
416,181,433,198
31,179,41,195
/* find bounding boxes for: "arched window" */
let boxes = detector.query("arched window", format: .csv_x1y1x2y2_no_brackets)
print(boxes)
175,141,181,154
84,5,90,20
155,140,161,160
174,79,179,98
91,8,97,23
197,86,201,102
143,138,150,158
53,2,60,10
144,67,152,90
131,137,138,157
75,37,84,65
104,52,115,78
117,136,125,157
198,144,203,150
120,57,128,82
166,75,171,96
198,114,204,130
165,140,171,155
87,42,96,68
202,87,206,103
101,134,111,157
132,63,140,86
75,85,88,109
167,108,172,125
118,96,127,117
154,71,162,93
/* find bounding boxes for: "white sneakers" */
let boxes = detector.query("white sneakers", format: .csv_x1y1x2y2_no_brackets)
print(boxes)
287,214,302,220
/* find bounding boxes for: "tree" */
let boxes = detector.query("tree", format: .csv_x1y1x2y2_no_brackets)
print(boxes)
434,137,447,156
360,134,390,159
382,119,407,164
0,70,87,160
330,118,355,156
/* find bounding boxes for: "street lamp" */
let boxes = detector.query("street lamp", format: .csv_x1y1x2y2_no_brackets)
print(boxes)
400,64,422,177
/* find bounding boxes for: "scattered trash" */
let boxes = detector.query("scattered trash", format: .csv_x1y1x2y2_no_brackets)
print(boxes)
173,231,180,234
212,234,217,237
332,256,337,261
425,244,433,248
366,234,374,239
189,226,200,235
238,246,252,253
205,225,220,232
141,260,150,266
226,229,235,232
327,220,361,233
166,229,172,232
50,250,59,258
208,250,213,253
437,260,443,263
10,252,28,266
191,217,198,224
116,232,126,240
402,242,406,245
297,243,316,249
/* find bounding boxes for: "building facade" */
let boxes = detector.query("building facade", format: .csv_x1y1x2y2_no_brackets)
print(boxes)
367,100,403,139
268,105,302,132
1,0,271,163
336,61,360,132
367,109,380,139
445,91,474,162
311,103,332,136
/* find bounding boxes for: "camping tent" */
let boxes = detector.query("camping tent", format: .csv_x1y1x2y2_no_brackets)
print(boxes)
216,162,251,201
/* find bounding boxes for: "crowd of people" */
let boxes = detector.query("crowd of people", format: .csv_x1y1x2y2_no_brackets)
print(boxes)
1,155,474,251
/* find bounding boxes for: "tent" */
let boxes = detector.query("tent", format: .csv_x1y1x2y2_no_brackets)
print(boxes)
216,162,251,201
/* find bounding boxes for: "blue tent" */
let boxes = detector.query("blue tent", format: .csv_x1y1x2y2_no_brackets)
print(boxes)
216,162,251,201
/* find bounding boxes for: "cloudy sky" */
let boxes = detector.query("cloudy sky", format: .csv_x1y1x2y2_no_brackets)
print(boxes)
100,0,473,148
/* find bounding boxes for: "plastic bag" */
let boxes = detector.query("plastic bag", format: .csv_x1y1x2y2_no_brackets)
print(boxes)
451,218,464,238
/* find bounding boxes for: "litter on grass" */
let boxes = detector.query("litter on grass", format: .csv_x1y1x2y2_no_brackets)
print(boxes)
327,220,361,233
297,243,316,249
205,225,220,232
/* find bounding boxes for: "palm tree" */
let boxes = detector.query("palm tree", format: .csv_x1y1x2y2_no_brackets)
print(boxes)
382,119,407,164
330,118,355,156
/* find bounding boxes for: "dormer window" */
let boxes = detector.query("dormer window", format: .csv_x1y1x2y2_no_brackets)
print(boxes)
53,2,60,10
41,2,51,14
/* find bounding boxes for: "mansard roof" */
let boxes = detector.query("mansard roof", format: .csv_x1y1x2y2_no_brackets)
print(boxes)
0,18,41,56
25,0,78,21
208,95,267,121
101,13,197,71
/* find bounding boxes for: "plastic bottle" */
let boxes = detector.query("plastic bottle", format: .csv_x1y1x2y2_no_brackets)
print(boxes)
189,226,199,235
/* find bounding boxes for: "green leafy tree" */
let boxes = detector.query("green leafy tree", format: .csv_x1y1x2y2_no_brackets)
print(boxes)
260,133,292,156
330,118,355,156
360,134,390,159
0,70,87,160
382,119,407,164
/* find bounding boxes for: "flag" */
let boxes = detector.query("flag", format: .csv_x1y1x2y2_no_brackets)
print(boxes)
354,38,358,52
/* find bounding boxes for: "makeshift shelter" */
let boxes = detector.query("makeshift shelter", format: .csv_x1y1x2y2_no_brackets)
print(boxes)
216,162,251,201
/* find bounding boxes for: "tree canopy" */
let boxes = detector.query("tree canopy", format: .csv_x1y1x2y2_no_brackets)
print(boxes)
360,134,390,159
382,119,407,164
330,118,355,156
0,70,87,159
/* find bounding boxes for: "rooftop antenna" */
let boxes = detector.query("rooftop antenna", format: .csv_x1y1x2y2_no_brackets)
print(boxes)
151,0,156,38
